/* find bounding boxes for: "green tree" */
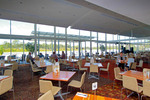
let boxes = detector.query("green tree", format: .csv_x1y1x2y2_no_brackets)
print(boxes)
25,42,35,53
0,45,4,55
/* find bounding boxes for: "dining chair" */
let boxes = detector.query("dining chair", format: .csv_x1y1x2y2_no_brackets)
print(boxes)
85,57,90,62
8,62,18,71
141,80,150,100
88,64,99,80
39,80,63,99
44,65,53,74
4,69,13,76
113,67,122,89
67,72,86,94
38,90,54,100
100,62,110,78
121,75,143,100
77,60,88,75
0,76,15,100
129,62,137,70
136,60,143,68
29,60,42,79
34,56,40,60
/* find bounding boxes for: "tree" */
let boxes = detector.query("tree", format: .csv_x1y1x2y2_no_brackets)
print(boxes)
0,45,4,55
25,42,35,53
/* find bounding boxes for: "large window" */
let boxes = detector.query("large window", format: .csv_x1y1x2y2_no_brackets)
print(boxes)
11,21,34,36
0,19,10,34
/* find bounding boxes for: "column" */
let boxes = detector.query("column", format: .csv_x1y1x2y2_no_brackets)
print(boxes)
34,24,37,56
54,26,56,52
90,31,92,56
65,28,67,57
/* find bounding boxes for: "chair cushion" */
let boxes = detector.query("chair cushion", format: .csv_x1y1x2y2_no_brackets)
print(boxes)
68,80,81,88
52,86,61,95
137,86,143,93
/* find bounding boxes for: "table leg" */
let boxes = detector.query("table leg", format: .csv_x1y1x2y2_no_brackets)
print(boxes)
55,81,70,100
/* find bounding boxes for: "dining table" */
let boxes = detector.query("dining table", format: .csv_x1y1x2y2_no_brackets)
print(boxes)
40,71,76,99
73,92,119,100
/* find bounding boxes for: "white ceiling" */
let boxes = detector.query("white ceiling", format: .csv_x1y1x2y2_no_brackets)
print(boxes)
0,0,150,38
86,0,150,25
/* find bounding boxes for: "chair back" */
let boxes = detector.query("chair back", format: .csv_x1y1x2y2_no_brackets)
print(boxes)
12,62,18,70
143,68,150,72
80,72,86,86
123,75,138,92
29,60,35,71
143,80,150,97
35,56,40,60
90,64,98,73
39,80,53,94
0,76,13,95
38,90,54,100
106,62,110,70
139,60,143,67
114,67,122,79
4,70,13,76
45,65,53,74
130,62,136,70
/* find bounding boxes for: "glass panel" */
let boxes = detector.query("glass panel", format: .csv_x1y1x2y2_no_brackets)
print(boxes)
11,39,23,58
98,32,105,41
92,42,97,55
11,21,34,36
0,39,10,60
37,24,54,37
0,19,10,34
56,26,65,38
92,32,97,40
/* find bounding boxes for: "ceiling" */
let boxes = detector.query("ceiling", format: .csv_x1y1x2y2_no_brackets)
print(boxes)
0,0,150,38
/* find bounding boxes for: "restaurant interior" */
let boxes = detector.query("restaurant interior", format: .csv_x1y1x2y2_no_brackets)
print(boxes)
0,0,150,100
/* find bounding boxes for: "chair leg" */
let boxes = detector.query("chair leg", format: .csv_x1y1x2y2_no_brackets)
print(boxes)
137,93,140,100
80,88,82,92
141,95,144,100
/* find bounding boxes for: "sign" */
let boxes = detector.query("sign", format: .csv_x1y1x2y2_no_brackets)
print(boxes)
92,82,98,90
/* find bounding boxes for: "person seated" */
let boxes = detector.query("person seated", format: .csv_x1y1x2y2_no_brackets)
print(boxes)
51,52,58,62
125,54,134,71
117,52,126,70
60,51,66,59
72,53,76,59
27,52,34,63
39,53,44,58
